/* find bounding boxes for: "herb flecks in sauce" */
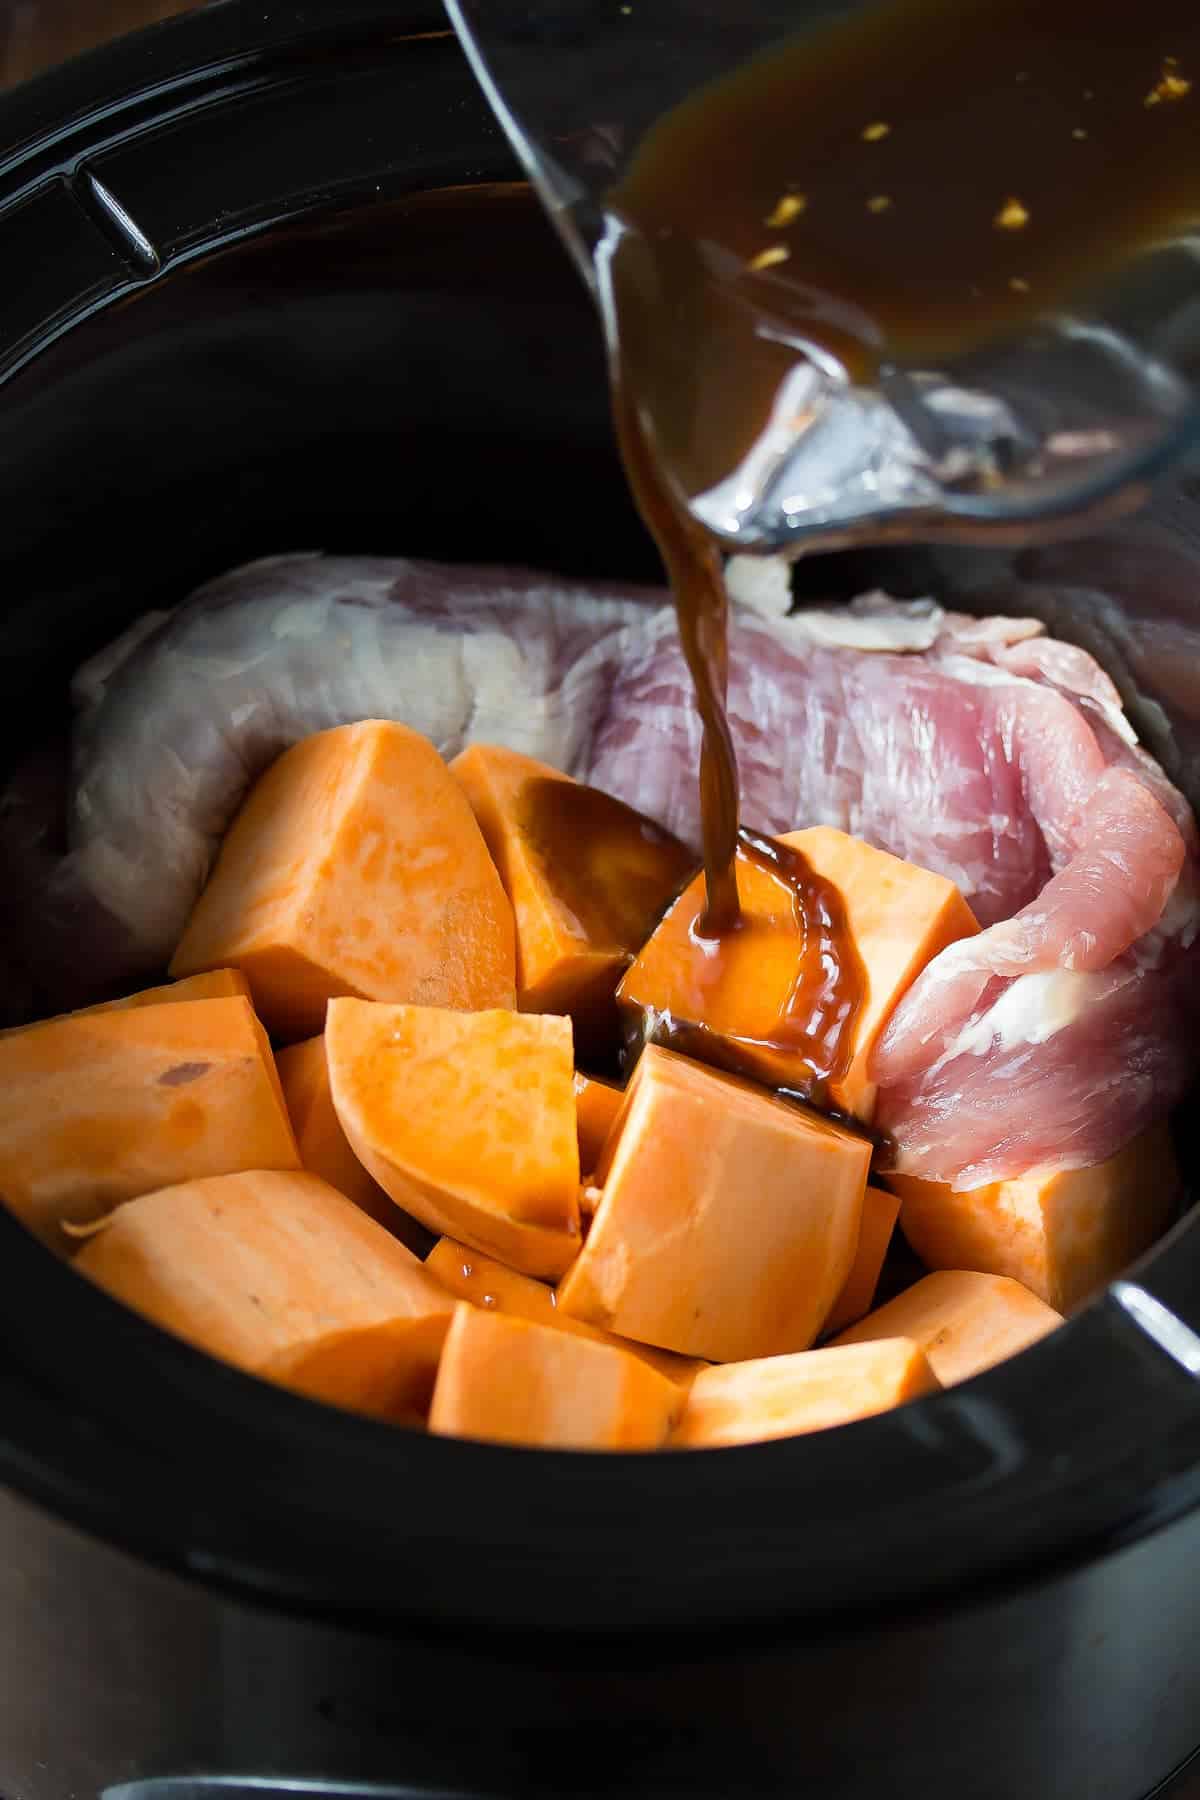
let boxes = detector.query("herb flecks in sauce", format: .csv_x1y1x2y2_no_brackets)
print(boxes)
599,0,1200,1093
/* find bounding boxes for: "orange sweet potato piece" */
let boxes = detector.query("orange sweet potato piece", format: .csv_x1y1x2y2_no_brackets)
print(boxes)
574,1071,624,1173
887,1124,1181,1313
171,721,516,1040
76,1170,454,1419
276,1034,430,1255
0,968,251,1038
618,827,978,1121
274,1035,398,1224
822,1184,902,1336
557,1044,869,1362
674,1337,940,1448
91,968,252,1011
450,745,695,1056
425,1236,702,1386
327,999,580,1279
831,1269,1063,1385
0,995,299,1246
428,1302,681,1448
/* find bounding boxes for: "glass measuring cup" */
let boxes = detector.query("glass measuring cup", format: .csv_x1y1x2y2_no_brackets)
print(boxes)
445,0,1200,556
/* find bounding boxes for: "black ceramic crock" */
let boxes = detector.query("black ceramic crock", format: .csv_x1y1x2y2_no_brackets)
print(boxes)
1,7,1200,1798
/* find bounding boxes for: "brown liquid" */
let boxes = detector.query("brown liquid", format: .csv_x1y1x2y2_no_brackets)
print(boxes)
731,829,866,1091
609,247,868,1090
514,775,696,950
602,0,1200,1082
609,380,740,931
607,0,1200,500
642,829,869,1112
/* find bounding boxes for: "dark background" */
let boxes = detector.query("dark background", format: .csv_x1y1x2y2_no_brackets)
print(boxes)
0,0,201,88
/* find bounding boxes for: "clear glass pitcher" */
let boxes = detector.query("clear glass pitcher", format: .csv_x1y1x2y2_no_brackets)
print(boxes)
445,0,1200,556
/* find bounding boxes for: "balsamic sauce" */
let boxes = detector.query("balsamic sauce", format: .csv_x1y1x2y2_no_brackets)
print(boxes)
608,0,1200,500
601,0,1200,1089
620,828,867,1114
515,775,696,950
731,828,866,1095
609,276,868,1094
609,383,740,932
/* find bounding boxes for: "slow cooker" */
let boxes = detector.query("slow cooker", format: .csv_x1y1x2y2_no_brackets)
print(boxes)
2,6,1200,1797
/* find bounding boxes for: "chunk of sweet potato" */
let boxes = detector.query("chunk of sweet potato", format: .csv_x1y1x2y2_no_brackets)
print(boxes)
171,721,516,1040
557,1044,869,1362
0,968,251,1038
0,995,299,1245
674,1337,939,1448
76,1170,454,1419
424,1236,702,1386
450,746,695,1056
327,999,580,1279
831,1269,1062,1385
618,828,978,1120
887,1125,1181,1313
90,968,252,1010
822,1185,902,1336
428,1302,681,1448
275,1033,431,1251
574,1070,624,1173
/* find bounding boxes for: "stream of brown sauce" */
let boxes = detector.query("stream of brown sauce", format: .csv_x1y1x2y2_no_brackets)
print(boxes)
609,380,740,932
610,379,868,1101
595,0,1200,1092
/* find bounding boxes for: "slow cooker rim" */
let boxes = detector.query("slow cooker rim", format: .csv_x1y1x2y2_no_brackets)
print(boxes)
5,1192,1200,1644
1,0,1198,1643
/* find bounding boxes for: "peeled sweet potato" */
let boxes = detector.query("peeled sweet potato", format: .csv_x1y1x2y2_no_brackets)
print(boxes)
275,1034,395,1218
832,1269,1063,1385
0,995,299,1245
822,1184,902,1336
887,1124,1181,1312
450,745,695,1056
674,1337,939,1448
557,1044,869,1361
171,721,516,1040
76,1169,454,1419
619,827,978,1120
86,967,252,1010
424,1236,702,1385
574,1070,624,1174
326,999,581,1279
428,1302,681,1448
0,967,251,1038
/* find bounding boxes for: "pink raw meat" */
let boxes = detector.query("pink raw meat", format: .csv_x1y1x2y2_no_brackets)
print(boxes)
1,550,1195,1190
601,584,1199,1184
872,766,1196,1184
600,606,1062,926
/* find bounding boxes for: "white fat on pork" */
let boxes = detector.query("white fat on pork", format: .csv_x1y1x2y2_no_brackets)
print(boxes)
872,765,1195,1183
3,550,1197,1190
726,556,947,650
936,966,1102,1060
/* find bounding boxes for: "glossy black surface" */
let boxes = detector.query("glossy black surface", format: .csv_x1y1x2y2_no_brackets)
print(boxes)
9,1458,1200,1800
0,5,1198,1797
